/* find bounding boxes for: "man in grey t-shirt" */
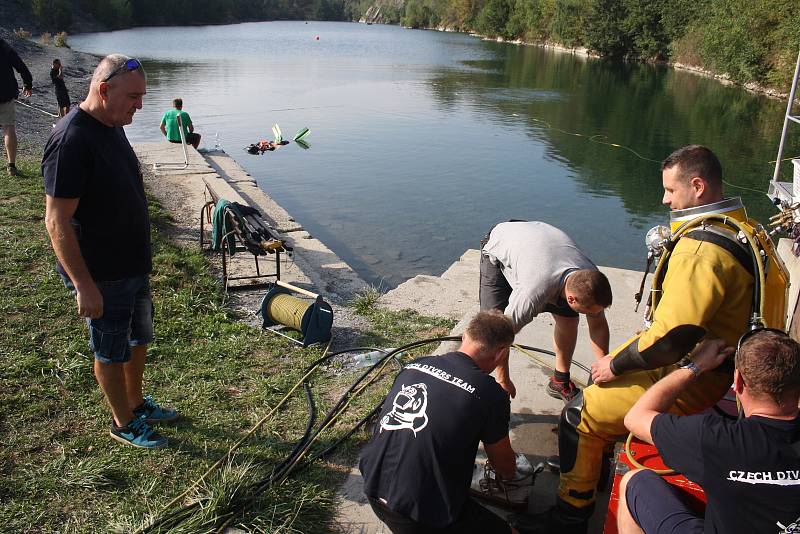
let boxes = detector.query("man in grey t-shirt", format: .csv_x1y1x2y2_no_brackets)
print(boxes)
480,221,612,401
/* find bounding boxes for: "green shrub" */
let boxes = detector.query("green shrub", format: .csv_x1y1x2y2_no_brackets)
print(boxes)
14,28,31,39
54,31,69,48
402,0,440,28
549,0,587,47
585,0,629,58
475,0,511,36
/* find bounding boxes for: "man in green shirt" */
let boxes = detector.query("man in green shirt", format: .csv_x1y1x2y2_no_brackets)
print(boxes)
159,98,201,148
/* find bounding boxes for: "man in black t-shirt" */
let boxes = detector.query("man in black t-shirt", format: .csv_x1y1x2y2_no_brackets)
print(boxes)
359,310,521,534
43,55,177,450
618,330,800,534
0,37,33,177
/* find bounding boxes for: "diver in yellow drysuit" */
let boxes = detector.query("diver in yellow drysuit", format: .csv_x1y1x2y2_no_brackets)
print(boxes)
512,145,787,534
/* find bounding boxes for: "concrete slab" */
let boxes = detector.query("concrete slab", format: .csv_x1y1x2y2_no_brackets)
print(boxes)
337,251,653,533
378,249,481,320
203,150,304,233
137,141,217,176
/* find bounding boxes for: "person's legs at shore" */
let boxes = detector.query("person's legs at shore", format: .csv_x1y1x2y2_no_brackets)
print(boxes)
85,277,168,447
548,309,580,401
186,132,201,149
0,100,19,176
93,338,167,449
56,92,70,117
125,345,146,410
619,469,704,534
95,359,136,428
479,246,515,393
4,125,17,175
123,277,178,423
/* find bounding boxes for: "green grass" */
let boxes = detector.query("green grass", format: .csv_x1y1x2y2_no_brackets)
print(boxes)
0,155,455,533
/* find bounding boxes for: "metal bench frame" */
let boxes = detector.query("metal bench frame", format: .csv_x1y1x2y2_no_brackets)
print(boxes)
200,188,282,292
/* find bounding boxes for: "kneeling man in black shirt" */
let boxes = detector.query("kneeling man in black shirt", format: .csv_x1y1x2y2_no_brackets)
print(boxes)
359,310,521,534
619,330,800,534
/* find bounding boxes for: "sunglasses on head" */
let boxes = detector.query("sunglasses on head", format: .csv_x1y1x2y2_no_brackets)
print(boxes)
736,327,789,354
102,58,141,82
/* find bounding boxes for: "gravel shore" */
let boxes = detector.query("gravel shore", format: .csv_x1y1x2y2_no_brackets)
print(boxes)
1,26,99,161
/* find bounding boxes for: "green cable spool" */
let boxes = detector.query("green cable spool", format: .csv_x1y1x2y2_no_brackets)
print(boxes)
259,282,333,347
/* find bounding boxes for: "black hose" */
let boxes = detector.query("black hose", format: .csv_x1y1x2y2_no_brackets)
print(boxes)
217,336,461,528
514,342,592,375
271,382,317,476
146,334,565,531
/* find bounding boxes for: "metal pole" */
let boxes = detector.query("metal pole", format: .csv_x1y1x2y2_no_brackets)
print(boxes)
772,48,800,183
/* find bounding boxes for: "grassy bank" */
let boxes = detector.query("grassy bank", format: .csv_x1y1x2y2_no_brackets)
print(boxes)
0,155,454,532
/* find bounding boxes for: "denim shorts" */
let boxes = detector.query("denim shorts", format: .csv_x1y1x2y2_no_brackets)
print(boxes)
61,274,154,364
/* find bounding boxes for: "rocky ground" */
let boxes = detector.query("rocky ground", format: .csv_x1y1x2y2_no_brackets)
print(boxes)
1,26,98,163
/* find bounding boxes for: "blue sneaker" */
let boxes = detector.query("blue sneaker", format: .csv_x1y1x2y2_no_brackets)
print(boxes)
110,417,168,449
133,395,179,424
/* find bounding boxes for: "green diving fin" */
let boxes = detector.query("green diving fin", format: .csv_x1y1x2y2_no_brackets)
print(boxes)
293,127,310,142
272,124,282,143
295,139,311,150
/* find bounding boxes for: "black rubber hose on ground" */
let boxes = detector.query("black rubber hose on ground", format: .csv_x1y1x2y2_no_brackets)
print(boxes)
146,336,562,532
514,342,592,375
215,337,462,531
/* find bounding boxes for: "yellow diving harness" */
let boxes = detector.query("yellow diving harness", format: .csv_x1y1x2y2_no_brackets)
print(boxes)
627,197,790,474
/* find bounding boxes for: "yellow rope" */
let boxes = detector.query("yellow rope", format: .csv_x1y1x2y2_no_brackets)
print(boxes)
624,432,675,476
511,344,589,388
527,116,797,190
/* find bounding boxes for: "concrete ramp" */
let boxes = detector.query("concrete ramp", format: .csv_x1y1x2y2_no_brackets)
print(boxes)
378,249,481,320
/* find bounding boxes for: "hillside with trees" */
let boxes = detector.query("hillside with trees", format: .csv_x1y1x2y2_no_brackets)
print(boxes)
11,0,800,92
394,0,800,91
15,0,357,32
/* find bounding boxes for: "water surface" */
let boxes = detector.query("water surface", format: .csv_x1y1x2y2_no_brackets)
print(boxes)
70,22,798,288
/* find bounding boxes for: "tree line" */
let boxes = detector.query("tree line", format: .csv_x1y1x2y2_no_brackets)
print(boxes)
25,0,800,91
28,0,354,30
397,0,800,90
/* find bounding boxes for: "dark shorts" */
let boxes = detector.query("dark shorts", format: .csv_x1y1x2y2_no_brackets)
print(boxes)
170,132,200,145
626,470,704,534
61,274,154,364
368,496,511,534
479,250,577,318
55,89,70,108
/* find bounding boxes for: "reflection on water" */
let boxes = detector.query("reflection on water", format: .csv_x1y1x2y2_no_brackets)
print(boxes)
70,22,799,288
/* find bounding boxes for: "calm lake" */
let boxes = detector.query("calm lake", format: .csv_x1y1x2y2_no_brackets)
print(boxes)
70,21,798,288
